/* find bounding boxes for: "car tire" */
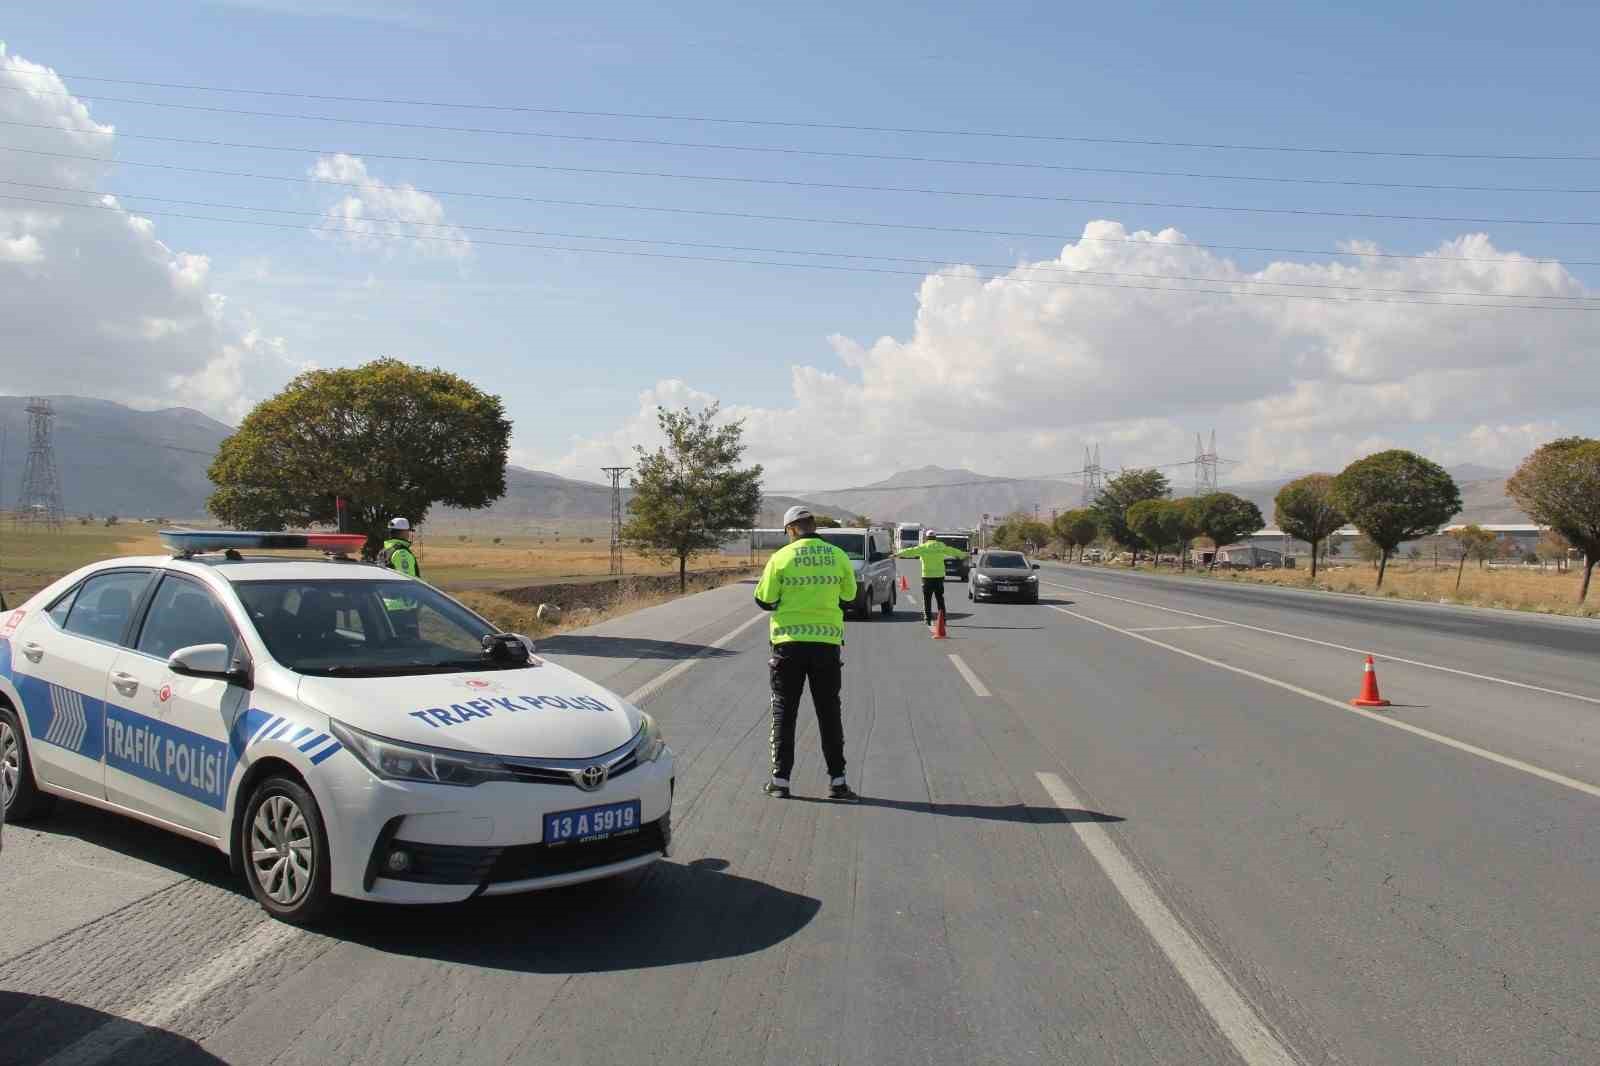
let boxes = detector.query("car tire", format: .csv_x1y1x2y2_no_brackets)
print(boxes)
241,775,334,925
880,591,894,615
863,591,875,620
1027,593,1039,605
0,704,56,823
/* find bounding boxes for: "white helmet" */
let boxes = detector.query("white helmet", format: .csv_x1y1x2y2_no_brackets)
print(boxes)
388,517,412,532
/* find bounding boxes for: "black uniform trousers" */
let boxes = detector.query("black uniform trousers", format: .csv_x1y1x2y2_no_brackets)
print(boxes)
768,641,846,781
921,577,947,623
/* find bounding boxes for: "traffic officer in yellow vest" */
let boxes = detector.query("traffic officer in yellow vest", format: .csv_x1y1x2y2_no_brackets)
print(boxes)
753,506,859,801
378,517,423,637
895,530,968,626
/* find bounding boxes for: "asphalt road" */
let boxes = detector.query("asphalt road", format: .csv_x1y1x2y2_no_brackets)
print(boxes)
2,560,1597,1065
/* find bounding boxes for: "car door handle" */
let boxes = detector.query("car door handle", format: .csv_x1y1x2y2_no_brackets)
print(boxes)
21,641,44,663
112,672,140,697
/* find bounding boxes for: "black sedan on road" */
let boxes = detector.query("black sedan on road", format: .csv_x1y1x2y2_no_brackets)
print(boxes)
968,550,1041,603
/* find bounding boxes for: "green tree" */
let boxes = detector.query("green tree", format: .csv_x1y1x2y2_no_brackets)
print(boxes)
1126,500,1183,567
1506,437,1600,601
994,511,1052,552
208,358,510,555
622,403,764,593
1192,493,1266,571
1446,524,1497,591
1052,508,1100,561
814,514,842,528
1171,497,1204,571
1093,469,1170,565
1274,473,1346,581
1332,450,1461,589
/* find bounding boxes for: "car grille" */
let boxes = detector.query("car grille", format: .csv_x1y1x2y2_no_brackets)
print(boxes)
385,815,669,886
486,815,669,883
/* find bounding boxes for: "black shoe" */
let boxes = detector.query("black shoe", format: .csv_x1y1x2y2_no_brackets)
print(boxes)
764,781,790,799
828,783,860,802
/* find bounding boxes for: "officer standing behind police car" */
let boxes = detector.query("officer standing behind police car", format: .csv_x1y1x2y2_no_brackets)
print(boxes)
754,506,860,801
378,517,423,637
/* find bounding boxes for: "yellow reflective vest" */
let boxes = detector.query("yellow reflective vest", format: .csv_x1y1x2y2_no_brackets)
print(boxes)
897,539,968,579
754,536,857,645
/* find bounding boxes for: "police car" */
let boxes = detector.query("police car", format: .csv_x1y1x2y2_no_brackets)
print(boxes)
0,531,673,923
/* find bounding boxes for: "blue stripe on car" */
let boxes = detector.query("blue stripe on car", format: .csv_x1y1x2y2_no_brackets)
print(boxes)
308,743,342,765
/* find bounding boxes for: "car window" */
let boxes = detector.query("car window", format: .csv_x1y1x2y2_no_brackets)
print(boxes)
136,575,239,661
60,571,153,645
46,586,78,628
982,553,1029,569
816,532,866,560
234,579,500,676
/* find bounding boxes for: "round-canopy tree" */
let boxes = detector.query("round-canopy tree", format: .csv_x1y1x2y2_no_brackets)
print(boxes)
1273,474,1345,580
208,358,511,555
1332,450,1460,588
1506,437,1600,602
1193,492,1265,571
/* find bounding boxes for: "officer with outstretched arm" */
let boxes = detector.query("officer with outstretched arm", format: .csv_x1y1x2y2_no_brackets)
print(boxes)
754,506,859,801
895,530,968,626
378,517,423,637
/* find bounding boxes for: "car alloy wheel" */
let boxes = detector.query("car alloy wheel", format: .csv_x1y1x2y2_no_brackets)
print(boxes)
252,794,315,907
0,720,18,812
0,706,53,821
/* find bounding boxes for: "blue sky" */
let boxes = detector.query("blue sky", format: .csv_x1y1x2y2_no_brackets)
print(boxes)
3,1,1598,489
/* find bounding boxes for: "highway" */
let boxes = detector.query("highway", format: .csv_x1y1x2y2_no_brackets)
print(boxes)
3,559,1598,1064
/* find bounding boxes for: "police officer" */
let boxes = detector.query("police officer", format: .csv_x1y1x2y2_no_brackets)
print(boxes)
895,530,968,626
379,517,422,637
754,506,859,801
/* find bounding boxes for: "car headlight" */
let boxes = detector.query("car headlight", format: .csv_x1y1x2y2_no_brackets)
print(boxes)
635,712,668,763
330,719,514,787
1026,574,1039,582
975,574,993,584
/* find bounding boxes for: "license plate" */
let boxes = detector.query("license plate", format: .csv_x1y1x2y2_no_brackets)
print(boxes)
997,584,1017,591
543,800,642,845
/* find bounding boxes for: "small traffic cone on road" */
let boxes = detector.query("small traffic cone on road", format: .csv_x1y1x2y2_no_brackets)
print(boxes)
931,609,948,639
899,574,910,592
1351,655,1391,707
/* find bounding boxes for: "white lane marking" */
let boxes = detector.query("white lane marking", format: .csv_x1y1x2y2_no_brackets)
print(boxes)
1046,580,1600,708
1035,771,1299,1066
41,920,300,1066
948,654,991,698
626,612,765,706
1125,624,1228,633
1049,605,1600,801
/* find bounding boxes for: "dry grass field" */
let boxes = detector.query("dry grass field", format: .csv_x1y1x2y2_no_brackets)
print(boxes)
1087,558,1600,618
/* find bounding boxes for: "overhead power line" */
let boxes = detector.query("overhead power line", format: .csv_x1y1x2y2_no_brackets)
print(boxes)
3,191,1591,311
7,67,1600,162
8,184,1596,304
5,100,1600,196
7,143,1600,229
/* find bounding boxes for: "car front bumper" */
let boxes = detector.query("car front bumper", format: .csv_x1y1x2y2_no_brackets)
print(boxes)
972,582,1038,601
322,748,675,903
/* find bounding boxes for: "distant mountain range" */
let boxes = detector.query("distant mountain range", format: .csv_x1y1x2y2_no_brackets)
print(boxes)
0,397,1529,528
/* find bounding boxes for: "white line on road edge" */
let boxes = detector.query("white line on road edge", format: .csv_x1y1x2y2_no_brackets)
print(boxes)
1125,624,1228,633
948,654,991,698
1046,581,1600,708
1035,771,1299,1066
626,612,765,706
41,920,300,1066
1049,605,1600,801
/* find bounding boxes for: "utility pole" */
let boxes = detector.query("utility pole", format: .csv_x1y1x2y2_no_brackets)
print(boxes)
1081,444,1103,506
16,397,64,531
601,466,630,576
1194,430,1219,496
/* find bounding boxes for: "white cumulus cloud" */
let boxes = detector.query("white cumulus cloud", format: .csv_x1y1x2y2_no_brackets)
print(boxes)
0,44,296,422
542,221,1600,488
311,154,470,259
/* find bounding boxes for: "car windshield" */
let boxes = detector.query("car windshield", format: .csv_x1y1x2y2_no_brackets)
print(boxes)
982,553,1028,569
816,532,866,559
940,536,970,550
233,578,509,677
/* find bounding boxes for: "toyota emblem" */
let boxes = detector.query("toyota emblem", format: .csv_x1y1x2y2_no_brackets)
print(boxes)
575,765,607,791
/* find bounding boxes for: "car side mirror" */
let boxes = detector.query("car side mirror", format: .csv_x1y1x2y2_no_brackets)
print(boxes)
1032,563,1040,569
169,643,253,688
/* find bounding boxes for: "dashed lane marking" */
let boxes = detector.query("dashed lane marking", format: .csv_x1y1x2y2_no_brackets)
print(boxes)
1046,580,1600,708
1124,624,1228,633
948,654,990,698
626,612,766,706
1035,771,1300,1066
1048,604,1600,801
40,920,300,1066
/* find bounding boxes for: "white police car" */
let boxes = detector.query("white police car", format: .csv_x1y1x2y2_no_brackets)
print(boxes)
0,531,673,923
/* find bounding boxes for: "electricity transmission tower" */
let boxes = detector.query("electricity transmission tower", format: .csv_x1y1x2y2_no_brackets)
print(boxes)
1194,431,1220,496
1080,445,1104,506
16,398,64,530
601,466,630,576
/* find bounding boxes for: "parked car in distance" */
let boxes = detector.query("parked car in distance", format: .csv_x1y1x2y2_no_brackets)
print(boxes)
816,527,898,618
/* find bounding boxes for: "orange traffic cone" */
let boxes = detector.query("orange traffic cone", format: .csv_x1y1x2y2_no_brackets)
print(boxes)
899,574,910,592
932,609,948,639
1351,655,1390,707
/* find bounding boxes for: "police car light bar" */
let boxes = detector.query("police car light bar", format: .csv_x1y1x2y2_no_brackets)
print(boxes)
159,530,369,556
